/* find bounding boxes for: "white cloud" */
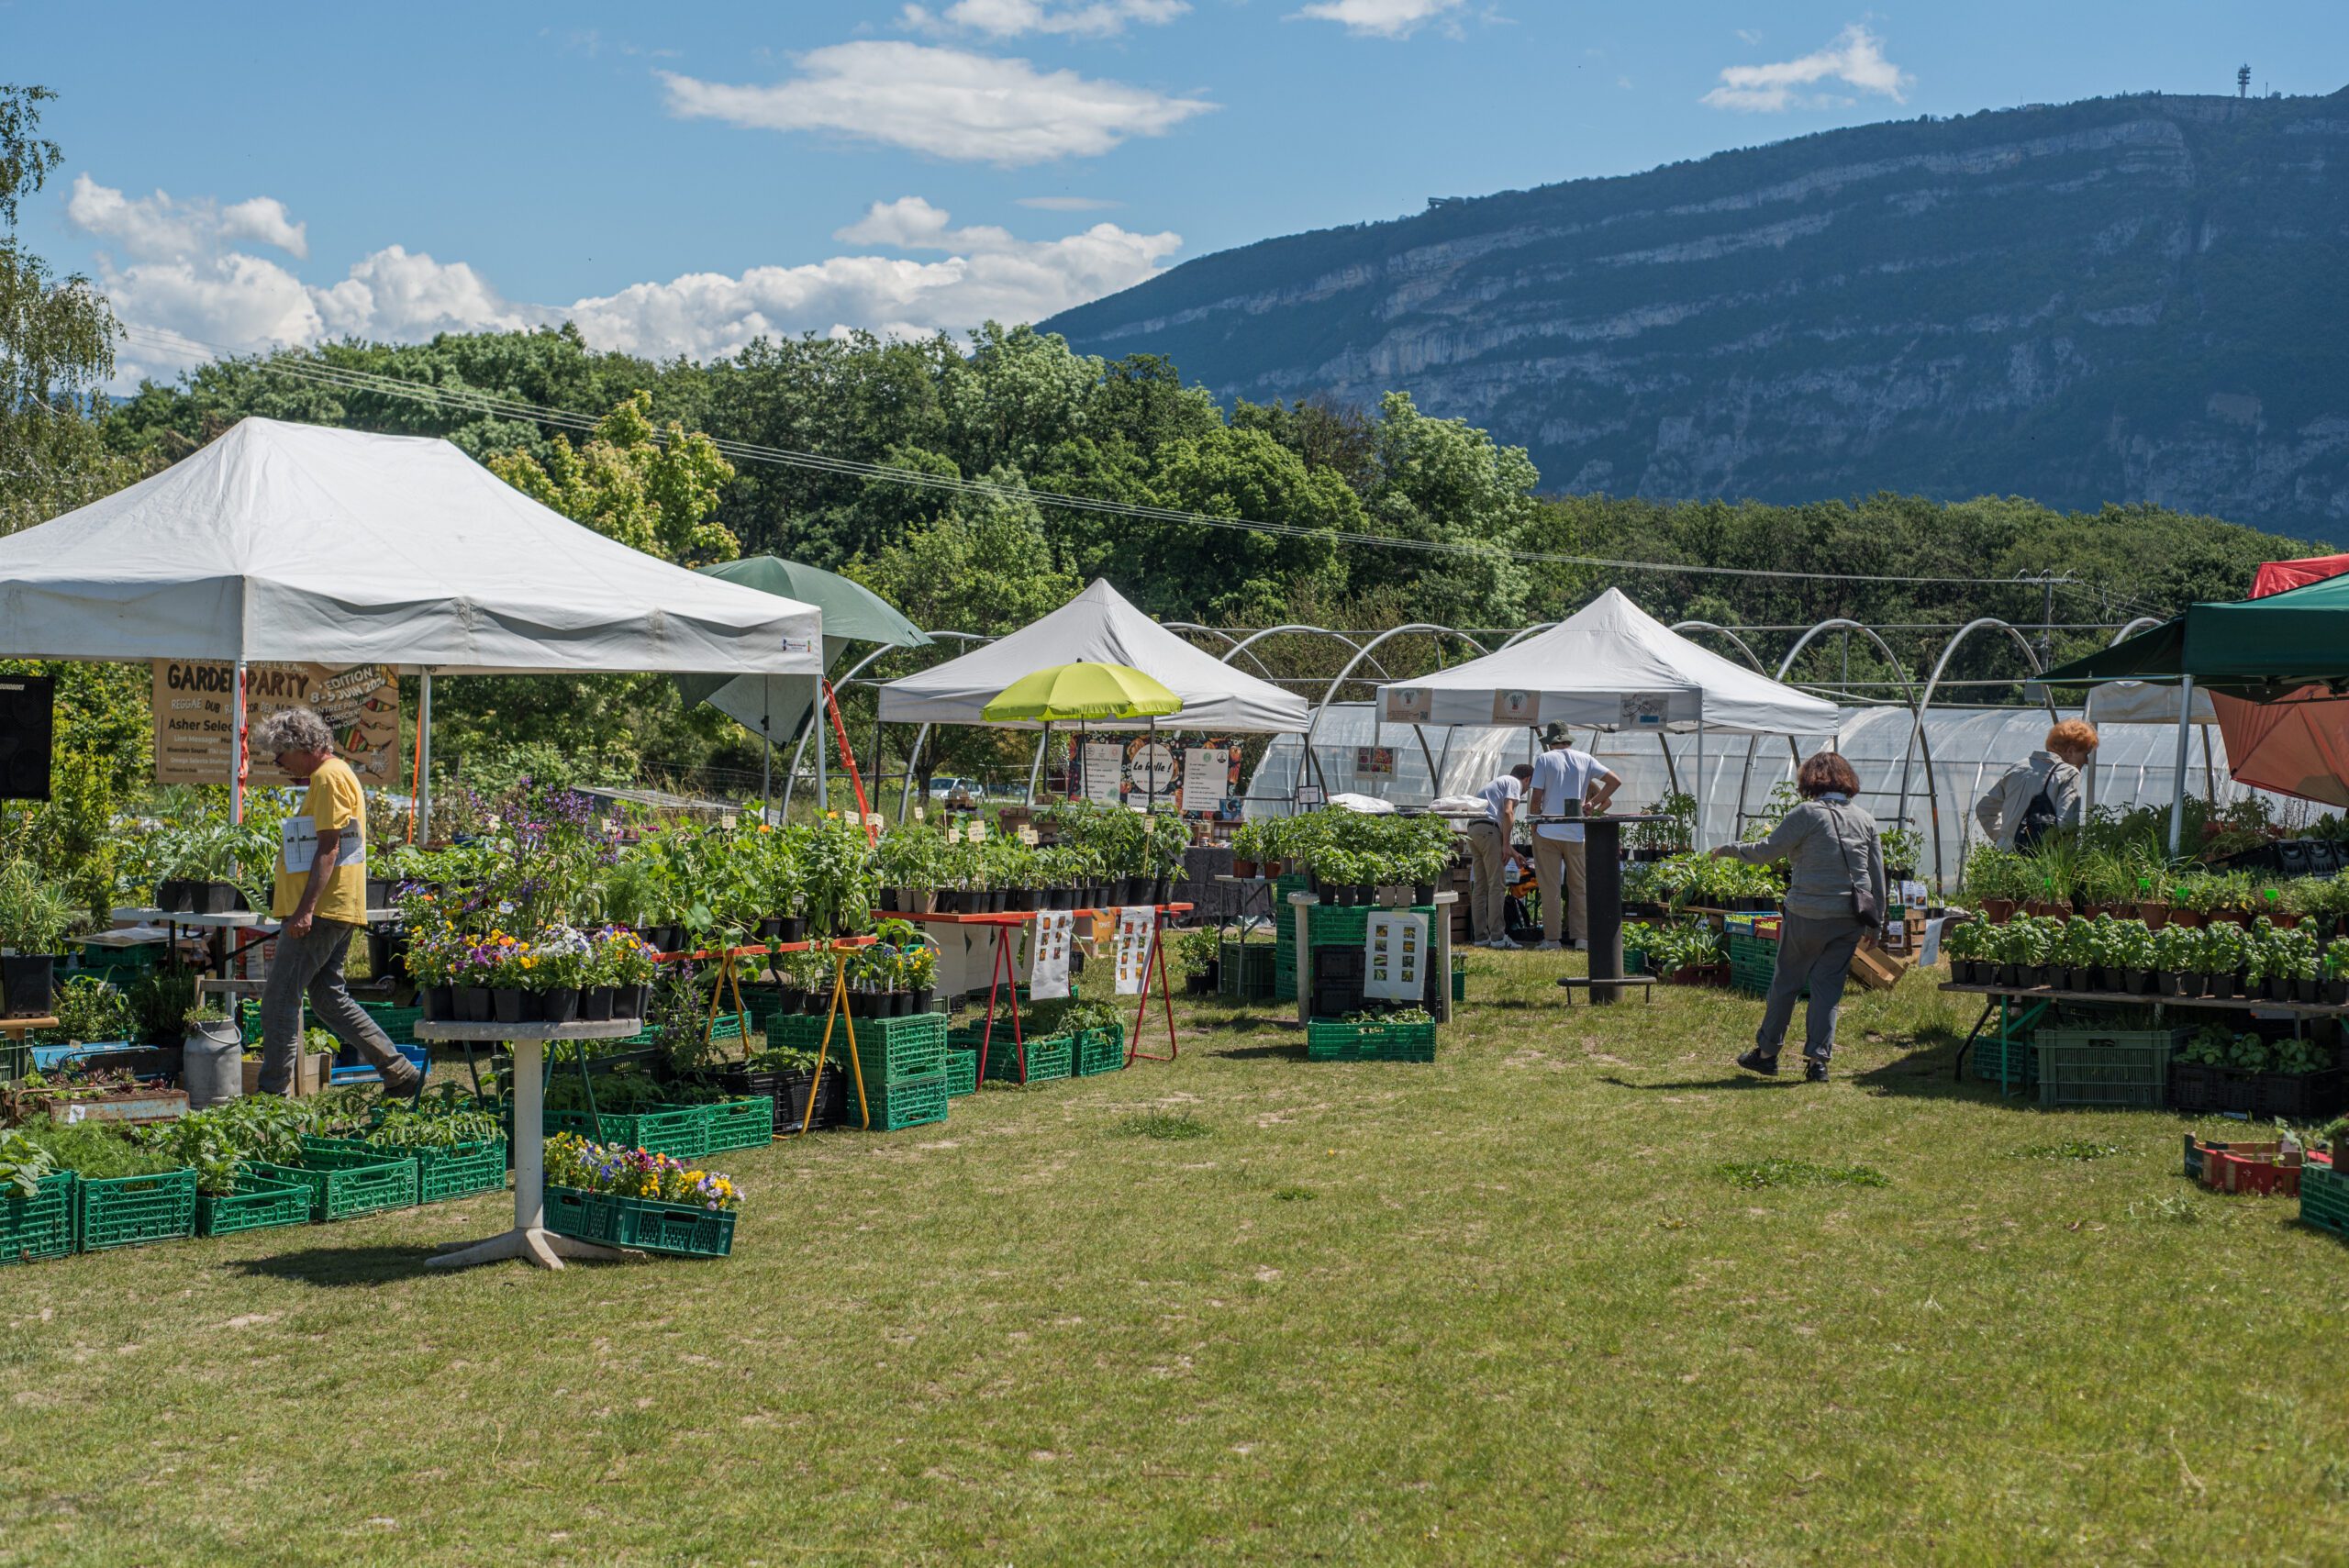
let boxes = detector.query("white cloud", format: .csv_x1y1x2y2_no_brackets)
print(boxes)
1292,0,1463,39
74,177,1179,384
66,174,309,261
658,42,1214,165
901,0,1188,38
1734,27,1762,46
1701,23,1911,112
1018,195,1123,210
565,196,1182,360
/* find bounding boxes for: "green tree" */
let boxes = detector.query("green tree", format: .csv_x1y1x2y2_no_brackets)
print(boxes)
1138,425,1360,623
0,83,140,536
489,390,739,564
847,467,1078,636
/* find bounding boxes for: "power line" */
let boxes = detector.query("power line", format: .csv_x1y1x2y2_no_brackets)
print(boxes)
120,324,2154,602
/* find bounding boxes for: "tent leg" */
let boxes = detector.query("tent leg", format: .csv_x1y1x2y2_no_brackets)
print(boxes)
761,734,772,825
2168,675,2196,860
229,659,248,825
782,719,814,813
815,683,828,811
1693,724,1705,852
899,724,930,821
417,669,433,842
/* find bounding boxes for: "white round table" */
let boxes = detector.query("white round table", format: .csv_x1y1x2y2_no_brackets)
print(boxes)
413,1018,644,1271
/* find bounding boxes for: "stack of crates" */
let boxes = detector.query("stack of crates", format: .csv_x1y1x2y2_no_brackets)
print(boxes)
2033,1025,2186,1110
1725,913,1792,998
767,1010,948,1130
1219,940,1276,1001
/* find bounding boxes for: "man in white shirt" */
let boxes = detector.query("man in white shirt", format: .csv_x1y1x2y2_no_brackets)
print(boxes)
1465,764,1533,948
1527,724,1620,951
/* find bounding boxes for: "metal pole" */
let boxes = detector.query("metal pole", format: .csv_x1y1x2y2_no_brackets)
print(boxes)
1693,715,1705,852
761,734,772,825
815,681,829,811
1026,727,1048,804
229,658,248,825
2168,675,2195,860
417,669,432,840
898,723,930,821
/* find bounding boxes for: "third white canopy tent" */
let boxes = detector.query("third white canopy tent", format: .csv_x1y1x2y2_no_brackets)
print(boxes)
1371,589,1840,846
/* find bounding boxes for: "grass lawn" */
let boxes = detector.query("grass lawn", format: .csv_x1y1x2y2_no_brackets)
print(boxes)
5,953,2349,1565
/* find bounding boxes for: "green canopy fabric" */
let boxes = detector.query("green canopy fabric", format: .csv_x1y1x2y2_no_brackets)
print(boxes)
675,557,929,743
980,662,1183,723
2043,576,2349,697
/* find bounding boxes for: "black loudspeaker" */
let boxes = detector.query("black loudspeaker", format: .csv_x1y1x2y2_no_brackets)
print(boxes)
0,674,52,802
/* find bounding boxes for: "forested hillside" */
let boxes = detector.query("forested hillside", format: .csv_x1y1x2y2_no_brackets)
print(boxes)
1046,87,2349,542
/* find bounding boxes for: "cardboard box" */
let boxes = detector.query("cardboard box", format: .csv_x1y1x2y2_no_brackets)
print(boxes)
239,1051,332,1097
1847,941,1909,993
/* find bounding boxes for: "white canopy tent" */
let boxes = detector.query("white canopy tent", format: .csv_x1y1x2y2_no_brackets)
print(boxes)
877,579,1308,734
0,417,825,820
1372,589,1841,847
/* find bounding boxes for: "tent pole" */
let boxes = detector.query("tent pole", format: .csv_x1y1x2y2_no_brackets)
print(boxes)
2168,676,2195,860
229,658,248,826
761,734,772,825
417,669,433,843
815,682,829,811
899,724,930,821
1027,727,1048,805
1692,719,1705,852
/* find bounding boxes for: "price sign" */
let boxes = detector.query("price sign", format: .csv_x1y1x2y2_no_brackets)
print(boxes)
967,821,987,842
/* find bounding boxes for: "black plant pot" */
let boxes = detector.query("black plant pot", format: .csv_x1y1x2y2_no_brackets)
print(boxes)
2267,976,2295,1002
457,985,494,1022
1996,963,2020,988
491,988,534,1024
1353,884,1377,907
2121,968,2148,995
888,991,911,1017
933,887,959,915
758,916,785,940
540,987,580,1025
1413,882,1437,906
1006,888,1035,912
878,889,901,914
776,916,808,945
911,986,935,1014
157,878,193,913
581,985,615,1022
197,880,245,915
423,984,454,1020
2328,977,2349,1006
364,875,395,910
774,985,805,1017
1153,876,1174,905
2295,976,2320,1004
0,953,57,1018
849,992,874,1018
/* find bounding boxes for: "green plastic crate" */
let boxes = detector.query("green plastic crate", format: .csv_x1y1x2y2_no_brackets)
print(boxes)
1219,941,1276,1000
1971,1030,2038,1087
2300,1162,2349,1239
196,1170,314,1237
1306,902,1438,950
261,1145,419,1220
2033,1028,2186,1110
702,1096,774,1154
76,1167,197,1251
983,1030,1073,1084
1073,1023,1127,1076
543,1184,737,1258
414,1140,507,1204
944,1049,978,1098
1306,1019,1438,1062
0,1171,75,1263
842,1070,950,1131
359,1001,425,1047
543,1104,710,1160
766,1010,946,1081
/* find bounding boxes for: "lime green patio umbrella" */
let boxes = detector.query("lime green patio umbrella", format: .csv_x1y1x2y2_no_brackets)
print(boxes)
982,662,1183,805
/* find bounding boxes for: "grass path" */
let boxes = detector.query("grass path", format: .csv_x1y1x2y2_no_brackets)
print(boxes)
5,954,2347,1565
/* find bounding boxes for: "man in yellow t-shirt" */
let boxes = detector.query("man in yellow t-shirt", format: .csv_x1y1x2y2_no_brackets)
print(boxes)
253,707,422,1098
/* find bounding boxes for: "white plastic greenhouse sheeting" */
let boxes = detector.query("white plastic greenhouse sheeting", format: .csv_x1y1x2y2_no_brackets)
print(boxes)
1248,703,2340,888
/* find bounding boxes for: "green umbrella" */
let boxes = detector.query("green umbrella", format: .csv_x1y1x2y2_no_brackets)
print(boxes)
981,662,1183,723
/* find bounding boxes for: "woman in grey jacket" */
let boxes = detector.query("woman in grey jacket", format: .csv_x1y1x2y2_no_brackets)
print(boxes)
1711,751,1887,1083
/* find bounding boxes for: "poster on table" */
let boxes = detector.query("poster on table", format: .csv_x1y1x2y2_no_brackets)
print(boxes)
1030,909,1075,1000
1114,906,1155,995
1126,739,1176,805
1082,740,1126,807
1177,742,1237,816
1363,911,1427,1002
151,661,401,787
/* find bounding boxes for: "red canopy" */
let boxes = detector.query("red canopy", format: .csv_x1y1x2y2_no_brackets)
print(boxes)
2211,554,2349,806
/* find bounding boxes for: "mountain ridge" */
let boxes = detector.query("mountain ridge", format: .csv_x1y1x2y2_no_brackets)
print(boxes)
1044,87,2349,539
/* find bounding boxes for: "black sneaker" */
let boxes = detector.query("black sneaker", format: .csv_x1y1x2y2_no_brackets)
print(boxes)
1735,1048,1779,1077
1803,1058,1830,1083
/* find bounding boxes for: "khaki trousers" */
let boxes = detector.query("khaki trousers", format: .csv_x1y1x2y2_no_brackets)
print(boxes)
1464,819,1508,941
1533,835,1588,945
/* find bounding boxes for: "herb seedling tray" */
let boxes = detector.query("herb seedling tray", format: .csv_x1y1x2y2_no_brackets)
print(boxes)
1072,1023,1127,1076
701,1096,774,1154
542,1184,737,1258
196,1170,315,1237
75,1166,197,1251
0,1171,75,1263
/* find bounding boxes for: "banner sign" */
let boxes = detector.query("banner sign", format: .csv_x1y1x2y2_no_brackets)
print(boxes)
1030,909,1075,1000
152,661,401,787
1178,742,1237,816
1082,740,1126,807
1127,740,1176,802
1364,911,1427,1002
1384,686,1431,723
1114,906,1155,995
1491,688,1539,725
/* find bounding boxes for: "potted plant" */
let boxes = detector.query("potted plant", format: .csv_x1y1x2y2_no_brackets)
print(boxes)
2324,940,2349,1006
2005,915,2053,989
2199,921,2250,998
2152,921,2200,996
0,861,78,1019
1963,847,2027,924
2110,917,2155,995
1943,914,1985,984
1230,820,1267,881
2053,917,2095,993
1881,826,1922,884
902,940,938,1014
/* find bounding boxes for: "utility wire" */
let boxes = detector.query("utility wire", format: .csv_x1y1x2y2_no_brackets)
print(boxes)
121,324,2154,603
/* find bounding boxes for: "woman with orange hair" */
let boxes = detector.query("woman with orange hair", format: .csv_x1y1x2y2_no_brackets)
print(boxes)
1710,751,1886,1082
1975,719,2099,851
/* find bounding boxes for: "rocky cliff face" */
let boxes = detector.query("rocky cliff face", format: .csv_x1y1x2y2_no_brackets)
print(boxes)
1045,90,2349,538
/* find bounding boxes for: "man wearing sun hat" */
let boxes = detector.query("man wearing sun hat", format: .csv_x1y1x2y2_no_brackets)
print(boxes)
1526,722,1620,951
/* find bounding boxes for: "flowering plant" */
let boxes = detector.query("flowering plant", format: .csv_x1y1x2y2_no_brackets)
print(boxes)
529,923,593,989
544,1132,741,1211
590,927,655,987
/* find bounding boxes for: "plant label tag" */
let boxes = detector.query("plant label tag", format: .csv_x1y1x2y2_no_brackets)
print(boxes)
967,822,987,842
720,814,738,830
912,806,925,822
1019,828,1040,846
865,812,885,827
947,826,964,844
64,1104,87,1124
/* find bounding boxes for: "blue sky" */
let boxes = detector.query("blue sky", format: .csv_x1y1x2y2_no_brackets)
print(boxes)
6,0,2342,385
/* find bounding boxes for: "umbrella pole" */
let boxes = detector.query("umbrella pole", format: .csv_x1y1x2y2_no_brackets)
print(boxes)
1027,724,1048,805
